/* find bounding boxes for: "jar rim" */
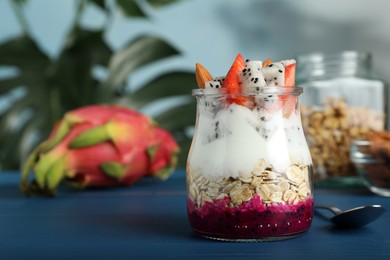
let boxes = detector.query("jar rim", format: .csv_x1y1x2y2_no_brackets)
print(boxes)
192,86,303,96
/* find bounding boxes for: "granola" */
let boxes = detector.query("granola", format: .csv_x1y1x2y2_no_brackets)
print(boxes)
187,159,312,207
301,98,385,180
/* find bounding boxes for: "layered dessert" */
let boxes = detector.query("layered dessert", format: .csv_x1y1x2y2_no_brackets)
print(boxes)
187,54,314,241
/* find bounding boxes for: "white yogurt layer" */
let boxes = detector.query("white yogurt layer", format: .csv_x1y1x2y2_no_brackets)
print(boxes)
188,103,312,179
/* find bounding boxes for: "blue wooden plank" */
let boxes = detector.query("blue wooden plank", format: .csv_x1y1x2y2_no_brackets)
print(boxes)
0,170,389,259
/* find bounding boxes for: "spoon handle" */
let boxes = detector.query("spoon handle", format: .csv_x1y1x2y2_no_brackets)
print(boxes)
315,205,342,215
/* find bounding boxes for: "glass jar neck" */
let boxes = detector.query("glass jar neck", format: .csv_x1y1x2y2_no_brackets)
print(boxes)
296,51,373,82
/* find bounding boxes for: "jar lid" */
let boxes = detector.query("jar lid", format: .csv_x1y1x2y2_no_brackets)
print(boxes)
296,51,372,80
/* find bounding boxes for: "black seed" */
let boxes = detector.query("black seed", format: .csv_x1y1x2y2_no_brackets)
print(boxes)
251,78,254,82
216,121,219,126
248,68,251,71
264,135,268,139
274,77,277,80
264,98,269,102
260,117,265,121
275,83,278,85
256,87,260,91
243,68,247,72
215,133,219,139
278,70,283,73
246,59,250,62
268,64,273,67
268,95,273,97
249,73,252,76
210,83,214,88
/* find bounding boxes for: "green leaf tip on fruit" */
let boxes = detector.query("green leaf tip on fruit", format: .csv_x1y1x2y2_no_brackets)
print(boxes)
100,162,127,180
146,143,159,160
70,124,111,148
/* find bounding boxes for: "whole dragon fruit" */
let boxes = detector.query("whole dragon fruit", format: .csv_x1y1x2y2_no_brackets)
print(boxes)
20,105,179,196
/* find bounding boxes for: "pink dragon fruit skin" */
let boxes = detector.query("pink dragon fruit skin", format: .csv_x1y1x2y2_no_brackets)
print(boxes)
20,105,179,196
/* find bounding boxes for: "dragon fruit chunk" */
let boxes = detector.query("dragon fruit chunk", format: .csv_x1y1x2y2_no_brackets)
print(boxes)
240,60,266,90
20,105,179,196
205,76,225,89
205,80,222,89
262,59,296,87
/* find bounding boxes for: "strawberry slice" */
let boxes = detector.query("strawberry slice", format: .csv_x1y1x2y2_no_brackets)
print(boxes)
281,63,297,116
222,54,253,106
284,63,296,87
282,95,297,117
222,53,245,95
268,62,297,116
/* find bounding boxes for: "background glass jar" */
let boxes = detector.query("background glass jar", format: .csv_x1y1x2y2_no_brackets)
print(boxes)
186,87,314,241
296,51,388,183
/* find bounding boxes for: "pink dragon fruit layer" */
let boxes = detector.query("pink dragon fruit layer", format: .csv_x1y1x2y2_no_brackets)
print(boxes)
187,194,314,240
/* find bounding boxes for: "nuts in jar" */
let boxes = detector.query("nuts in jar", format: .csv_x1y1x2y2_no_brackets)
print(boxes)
301,98,384,181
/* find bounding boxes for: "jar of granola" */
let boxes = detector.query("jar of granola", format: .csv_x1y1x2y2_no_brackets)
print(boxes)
187,86,314,241
296,51,388,183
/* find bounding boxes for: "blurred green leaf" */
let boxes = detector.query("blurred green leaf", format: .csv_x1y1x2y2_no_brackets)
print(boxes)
104,35,179,92
146,0,178,8
11,0,27,6
116,0,147,17
87,0,106,10
52,27,113,108
155,101,196,132
0,35,49,70
121,71,195,108
0,76,28,94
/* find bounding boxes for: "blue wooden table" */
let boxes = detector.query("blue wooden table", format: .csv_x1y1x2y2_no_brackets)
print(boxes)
0,169,389,259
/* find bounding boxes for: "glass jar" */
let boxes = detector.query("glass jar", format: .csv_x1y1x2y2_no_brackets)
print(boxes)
186,87,314,241
296,51,388,183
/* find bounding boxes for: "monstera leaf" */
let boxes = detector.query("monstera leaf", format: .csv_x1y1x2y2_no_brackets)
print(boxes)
0,25,196,170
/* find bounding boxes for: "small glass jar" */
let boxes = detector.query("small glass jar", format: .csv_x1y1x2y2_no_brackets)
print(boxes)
296,51,388,183
186,87,314,241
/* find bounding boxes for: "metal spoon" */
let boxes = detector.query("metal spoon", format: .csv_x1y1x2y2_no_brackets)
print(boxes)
315,205,386,228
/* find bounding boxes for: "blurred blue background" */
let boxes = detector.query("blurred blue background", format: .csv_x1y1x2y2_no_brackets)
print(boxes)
1,0,389,82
